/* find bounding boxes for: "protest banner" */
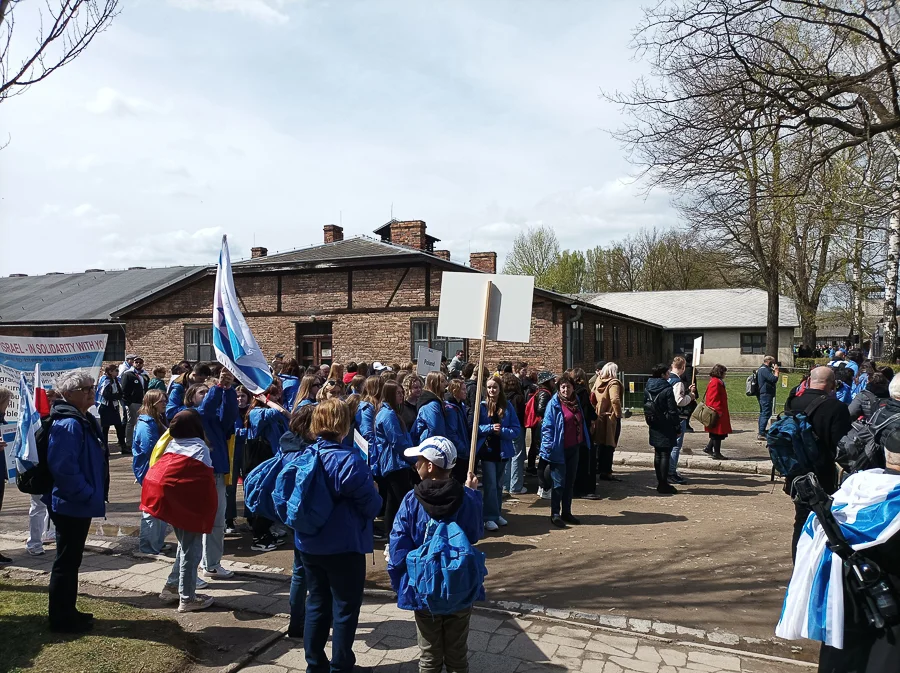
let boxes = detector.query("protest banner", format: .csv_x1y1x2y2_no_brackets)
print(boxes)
691,335,703,387
415,346,442,376
1,334,108,482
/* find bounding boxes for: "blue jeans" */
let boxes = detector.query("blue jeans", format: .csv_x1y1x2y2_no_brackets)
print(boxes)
503,430,526,493
289,544,307,635
166,528,202,599
758,395,773,436
669,419,686,477
550,446,579,518
139,512,169,554
481,460,507,522
301,551,366,673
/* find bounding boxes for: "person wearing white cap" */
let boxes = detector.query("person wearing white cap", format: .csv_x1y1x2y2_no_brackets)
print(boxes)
372,361,392,373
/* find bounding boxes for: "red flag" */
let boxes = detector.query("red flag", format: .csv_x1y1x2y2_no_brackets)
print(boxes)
34,363,50,418
141,452,217,534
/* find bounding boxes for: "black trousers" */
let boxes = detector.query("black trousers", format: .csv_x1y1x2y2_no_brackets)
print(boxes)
48,512,92,626
574,443,597,495
382,469,412,535
792,502,810,563
653,447,671,487
527,426,541,470
99,405,125,450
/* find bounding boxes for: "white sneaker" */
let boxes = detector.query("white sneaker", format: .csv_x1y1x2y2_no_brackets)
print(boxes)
513,487,529,495
26,548,45,556
178,594,214,613
203,565,234,579
484,521,499,532
541,488,551,500
196,577,209,590
497,516,508,527
159,584,179,604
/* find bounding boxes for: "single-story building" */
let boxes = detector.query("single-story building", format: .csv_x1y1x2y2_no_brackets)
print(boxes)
580,289,799,368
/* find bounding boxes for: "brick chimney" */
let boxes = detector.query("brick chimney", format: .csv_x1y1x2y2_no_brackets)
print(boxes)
433,250,451,261
324,224,343,244
251,246,268,258
391,220,427,250
469,252,496,274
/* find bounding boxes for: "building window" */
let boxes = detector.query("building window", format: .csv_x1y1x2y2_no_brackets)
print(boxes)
594,323,604,361
626,326,634,357
410,319,464,360
185,326,214,363
741,332,767,355
102,328,126,362
672,331,704,356
571,320,584,363
32,329,60,338
612,326,620,358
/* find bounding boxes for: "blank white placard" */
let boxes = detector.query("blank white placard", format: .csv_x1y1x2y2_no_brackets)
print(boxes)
436,273,535,343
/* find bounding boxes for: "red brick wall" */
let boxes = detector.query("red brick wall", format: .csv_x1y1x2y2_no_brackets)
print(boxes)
390,221,427,250
469,252,497,274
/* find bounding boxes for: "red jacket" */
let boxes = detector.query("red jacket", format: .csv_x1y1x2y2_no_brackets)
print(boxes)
704,376,732,435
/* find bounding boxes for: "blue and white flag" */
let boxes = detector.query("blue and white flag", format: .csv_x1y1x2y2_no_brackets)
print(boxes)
13,373,41,466
776,469,900,649
213,235,273,395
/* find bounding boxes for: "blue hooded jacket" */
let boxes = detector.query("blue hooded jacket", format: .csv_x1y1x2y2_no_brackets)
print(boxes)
836,381,854,405
474,400,520,459
280,375,300,411
165,379,187,421
539,393,591,464
388,484,484,611
375,405,414,476
46,401,108,519
412,392,447,444
196,385,239,474
443,398,470,459
293,438,382,555
132,414,164,484
248,407,289,454
356,400,379,476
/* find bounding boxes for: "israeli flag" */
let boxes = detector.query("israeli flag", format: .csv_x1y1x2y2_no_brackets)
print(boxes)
776,469,900,649
213,235,273,395
13,373,41,466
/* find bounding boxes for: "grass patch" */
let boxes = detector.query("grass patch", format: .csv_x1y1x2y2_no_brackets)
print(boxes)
0,579,195,673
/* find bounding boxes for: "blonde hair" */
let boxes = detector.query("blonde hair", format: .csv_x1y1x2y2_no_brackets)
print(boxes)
447,379,465,399
139,390,167,432
671,356,686,369
311,398,352,441
424,371,444,396
316,378,342,401
402,374,423,396
600,362,619,379
327,363,344,382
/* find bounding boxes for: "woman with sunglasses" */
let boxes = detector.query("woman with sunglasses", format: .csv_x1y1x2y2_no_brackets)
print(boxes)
293,375,320,410
316,378,343,402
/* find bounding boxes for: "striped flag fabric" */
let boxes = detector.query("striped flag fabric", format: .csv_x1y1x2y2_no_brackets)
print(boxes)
33,363,50,418
213,235,273,394
13,373,41,465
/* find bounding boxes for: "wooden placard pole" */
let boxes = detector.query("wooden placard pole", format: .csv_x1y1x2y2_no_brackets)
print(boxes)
467,281,493,476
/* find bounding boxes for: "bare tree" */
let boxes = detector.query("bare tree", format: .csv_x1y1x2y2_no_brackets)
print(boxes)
502,225,561,286
1,0,120,103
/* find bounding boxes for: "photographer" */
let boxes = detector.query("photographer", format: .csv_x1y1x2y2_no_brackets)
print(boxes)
756,356,780,440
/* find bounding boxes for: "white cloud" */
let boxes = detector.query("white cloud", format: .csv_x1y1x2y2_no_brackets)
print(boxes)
166,0,299,24
98,227,224,268
85,87,156,116
71,203,97,217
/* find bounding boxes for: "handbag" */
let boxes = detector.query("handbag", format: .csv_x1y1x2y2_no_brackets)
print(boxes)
692,399,718,428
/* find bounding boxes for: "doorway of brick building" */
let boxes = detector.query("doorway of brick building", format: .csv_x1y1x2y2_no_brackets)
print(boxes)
296,322,333,368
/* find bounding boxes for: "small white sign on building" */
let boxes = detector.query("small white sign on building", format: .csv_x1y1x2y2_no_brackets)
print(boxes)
436,273,534,343
416,346,442,376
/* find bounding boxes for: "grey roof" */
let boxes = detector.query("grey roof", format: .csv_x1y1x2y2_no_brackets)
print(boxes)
234,237,418,267
0,266,205,324
580,288,800,330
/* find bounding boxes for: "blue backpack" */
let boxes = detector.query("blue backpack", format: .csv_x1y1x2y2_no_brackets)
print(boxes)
243,455,282,523
766,395,828,479
405,519,487,615
273,447,334,536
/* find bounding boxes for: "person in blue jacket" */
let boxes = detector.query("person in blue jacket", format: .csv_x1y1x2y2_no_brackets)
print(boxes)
132,389,170,556
356,376,384,478
297,398,382,673
387,436,483,673
44,370,109,633
375,380,415,534
165,362,212,421
412,371,448,443
472,375,520,532
540,373,591,528
246,384,290,552
279,358,303,411
443,379,471,484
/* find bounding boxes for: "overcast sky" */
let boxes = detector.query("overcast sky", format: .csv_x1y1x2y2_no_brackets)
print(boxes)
0,0,676,276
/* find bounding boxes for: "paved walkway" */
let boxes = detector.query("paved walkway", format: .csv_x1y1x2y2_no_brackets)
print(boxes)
0,534,811,673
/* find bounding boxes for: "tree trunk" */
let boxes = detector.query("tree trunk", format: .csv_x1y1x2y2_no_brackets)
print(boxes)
883,141,900,363
766,270,780,362
799,305,817,353
853,220,863,347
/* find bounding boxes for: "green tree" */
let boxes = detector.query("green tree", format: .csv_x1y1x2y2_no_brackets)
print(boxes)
502,225,560,288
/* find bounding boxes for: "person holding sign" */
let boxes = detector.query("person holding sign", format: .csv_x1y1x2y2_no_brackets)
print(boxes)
472,375,520,531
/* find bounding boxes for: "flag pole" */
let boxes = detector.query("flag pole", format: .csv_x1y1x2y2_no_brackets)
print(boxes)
468,281,493,477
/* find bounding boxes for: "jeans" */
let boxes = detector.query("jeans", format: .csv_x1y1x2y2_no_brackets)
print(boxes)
47,512,92,626
289,545,307,636
549,446,579,517
758,394,774,436
27,494,54,553
415,608,472,673
503,430,526,493
124,402,141,450
481,460,507,522
653,447,672,487
166,528,203,599
301,551,366,673
202,474,227,570
139,512,169,554
670,419,687,477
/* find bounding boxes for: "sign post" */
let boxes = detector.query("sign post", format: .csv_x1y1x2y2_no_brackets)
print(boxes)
466,281,494,475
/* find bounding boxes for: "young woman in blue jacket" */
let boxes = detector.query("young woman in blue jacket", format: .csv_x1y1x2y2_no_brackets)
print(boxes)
279,358,303,411
412,371,447,443
443,378,471,483
539,373,590,528
292,375,321,411
298,398,382,673
472,375,520,531
132,389,170,556
246,383,290,552
356,376,384,477
375,380,415,533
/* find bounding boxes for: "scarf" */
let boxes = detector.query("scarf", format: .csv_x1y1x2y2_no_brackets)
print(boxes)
561,393,579,413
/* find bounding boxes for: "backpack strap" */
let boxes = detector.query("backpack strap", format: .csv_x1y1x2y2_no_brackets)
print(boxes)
802,394,829,420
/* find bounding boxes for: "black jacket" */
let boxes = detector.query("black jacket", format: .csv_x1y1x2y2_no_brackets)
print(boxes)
121,369,147,405
644,377,680,449
399,400,417,434
534,387,553,419
465,379,479,412
575,384,597,425
787,388,851,494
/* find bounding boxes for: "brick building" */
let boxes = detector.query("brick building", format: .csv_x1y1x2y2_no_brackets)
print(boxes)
0,220,663,375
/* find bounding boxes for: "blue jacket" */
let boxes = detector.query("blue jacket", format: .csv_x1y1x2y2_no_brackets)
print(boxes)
412,392,447,444
278,430,311,465
280,375,301,411
46,402,108,519
356,401,379,475
375,405,414,476
836,381,854,405
294,438,382,556
539,394,591,464
165,380,187,421
443,398,470,459
388,485,485,611
248,407,289,454
474,400,520,459
196,385,239,474
297,398,317,409
132,415,163,484
757,365,778,397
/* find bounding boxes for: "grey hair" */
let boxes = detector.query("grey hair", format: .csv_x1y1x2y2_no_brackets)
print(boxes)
600,362,619,379
890,373,900,401
55,370,95,394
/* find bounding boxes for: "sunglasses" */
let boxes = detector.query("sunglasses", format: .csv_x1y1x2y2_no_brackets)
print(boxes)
77,386,95,393
325,379,338,386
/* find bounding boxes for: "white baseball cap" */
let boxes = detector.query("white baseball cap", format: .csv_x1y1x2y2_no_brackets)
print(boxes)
373,361,392,372
404,436,457,470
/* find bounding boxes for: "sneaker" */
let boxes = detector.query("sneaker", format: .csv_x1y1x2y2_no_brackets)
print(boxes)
178,594,214,613
712,453,728,460
513,487,529,495
756,434,767,441
160,543,173,553
561,514,581,525
26,548,45,556
657,484,678,495
550,515,566,528
0,553,12,565
273,536,287,546
669,473,688,485
497,516,508,527
159,584,180,604
203,565,234,579
484,521,499,532
251,536,277,552
537,487,551,500
270,524,289,537
196,577,209,590
134,551,166,559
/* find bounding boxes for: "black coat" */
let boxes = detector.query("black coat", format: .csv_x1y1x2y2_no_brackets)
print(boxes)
121,370,147,406
786,388,852,494
644,377,680,449
534,387,553,419
575,384,597,425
